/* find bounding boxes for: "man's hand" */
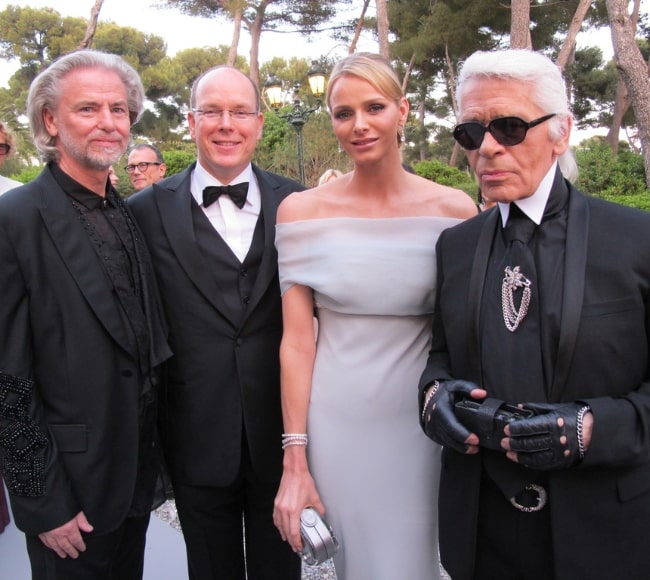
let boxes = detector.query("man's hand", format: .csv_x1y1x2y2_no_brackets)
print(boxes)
505,402,592,470
421,379,486,454
38,511,94,559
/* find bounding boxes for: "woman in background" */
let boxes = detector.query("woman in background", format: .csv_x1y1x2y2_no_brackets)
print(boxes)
0,121,21,196
317,168,343,185
273,53,477,579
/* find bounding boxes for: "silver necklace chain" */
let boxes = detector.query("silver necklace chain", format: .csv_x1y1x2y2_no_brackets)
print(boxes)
502,265,531,332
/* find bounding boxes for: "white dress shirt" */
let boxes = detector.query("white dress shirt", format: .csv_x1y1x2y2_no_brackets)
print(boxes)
190,163,261,262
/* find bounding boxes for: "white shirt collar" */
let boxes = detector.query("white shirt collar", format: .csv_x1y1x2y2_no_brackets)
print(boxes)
498,161,558,226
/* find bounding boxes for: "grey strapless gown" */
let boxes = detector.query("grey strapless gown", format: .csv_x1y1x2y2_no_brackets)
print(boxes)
276,217,461,580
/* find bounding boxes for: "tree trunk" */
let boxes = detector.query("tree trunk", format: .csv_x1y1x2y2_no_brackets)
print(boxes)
556,0,592,71
349,0,370,54
445,45,461,168
401,54,415,93
445,45,457,114
607,0,650,188
510,0,532,49
605,0,641,153
227,7,243,66
449,141,461,169
605,80,631,152
417,98,426,162
375,0,390,59
248,0,273,89
78,0,104,49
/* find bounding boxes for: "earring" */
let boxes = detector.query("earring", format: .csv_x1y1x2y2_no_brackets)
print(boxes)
399,125,405,143
337,141,342,154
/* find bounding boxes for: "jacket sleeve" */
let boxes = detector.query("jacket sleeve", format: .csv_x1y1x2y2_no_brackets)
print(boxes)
0,217,80,535
579,285,650,469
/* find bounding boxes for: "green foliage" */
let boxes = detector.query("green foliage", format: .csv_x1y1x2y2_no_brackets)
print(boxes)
255,108,351,187
159,0,343,34
11,165,43,184
413,159,478,198
575,138,648,199
162,148,197,176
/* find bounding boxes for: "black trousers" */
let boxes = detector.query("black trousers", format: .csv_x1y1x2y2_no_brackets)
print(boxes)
173,446,300,580
25,513,150,580
474,479,554,580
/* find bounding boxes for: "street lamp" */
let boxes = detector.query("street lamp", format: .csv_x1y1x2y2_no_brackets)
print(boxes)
264,61,327,184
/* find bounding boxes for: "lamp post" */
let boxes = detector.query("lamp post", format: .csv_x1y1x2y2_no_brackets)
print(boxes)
264,62,327,185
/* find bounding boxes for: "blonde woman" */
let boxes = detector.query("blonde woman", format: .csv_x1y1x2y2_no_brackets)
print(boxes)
272,53,477,579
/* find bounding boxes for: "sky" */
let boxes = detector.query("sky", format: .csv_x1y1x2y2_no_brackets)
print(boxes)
0,0,641,145
0,1,625,84
0,0,379,86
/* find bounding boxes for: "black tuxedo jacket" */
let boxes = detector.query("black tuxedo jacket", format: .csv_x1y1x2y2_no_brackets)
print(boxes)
127,163,305,486
420,178,650,579
0,166,170,536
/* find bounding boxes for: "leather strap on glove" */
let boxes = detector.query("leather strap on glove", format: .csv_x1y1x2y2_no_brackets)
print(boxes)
420,379,480,454
507,402,591,470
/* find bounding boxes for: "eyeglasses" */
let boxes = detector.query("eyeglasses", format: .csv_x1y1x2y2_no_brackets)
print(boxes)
192,109,258,121
453,114,556,150
124,162,162,173
0,143,11,155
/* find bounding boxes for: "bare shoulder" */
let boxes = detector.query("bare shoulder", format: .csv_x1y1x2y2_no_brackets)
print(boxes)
277,188,319,223
277,177,348,223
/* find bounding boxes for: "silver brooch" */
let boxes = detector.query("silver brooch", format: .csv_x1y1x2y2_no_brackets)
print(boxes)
502,266,531,332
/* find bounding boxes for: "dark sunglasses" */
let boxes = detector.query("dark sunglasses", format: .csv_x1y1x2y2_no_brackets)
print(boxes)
453,113,556,150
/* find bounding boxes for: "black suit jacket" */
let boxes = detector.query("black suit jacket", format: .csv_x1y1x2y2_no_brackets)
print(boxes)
0,166,170,536
420,178,650,579
127,163,305,486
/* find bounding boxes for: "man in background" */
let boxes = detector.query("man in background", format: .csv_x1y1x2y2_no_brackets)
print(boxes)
126,143,166,191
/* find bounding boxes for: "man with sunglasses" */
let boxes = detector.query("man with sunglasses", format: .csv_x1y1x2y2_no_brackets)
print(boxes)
126,144,167,191
419,49,650,580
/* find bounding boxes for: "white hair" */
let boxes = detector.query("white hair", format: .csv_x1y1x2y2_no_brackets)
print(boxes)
456,49,578,182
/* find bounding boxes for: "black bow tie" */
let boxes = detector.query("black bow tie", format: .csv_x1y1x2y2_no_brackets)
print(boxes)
202,183,249,209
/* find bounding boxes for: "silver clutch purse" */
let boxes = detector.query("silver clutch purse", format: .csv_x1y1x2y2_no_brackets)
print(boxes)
299,507,340,566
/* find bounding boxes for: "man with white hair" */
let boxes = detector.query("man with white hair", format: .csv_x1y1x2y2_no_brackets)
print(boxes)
0,50,170,579
419,49,650,579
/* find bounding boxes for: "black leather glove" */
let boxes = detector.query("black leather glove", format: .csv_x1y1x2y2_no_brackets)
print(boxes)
507,402,590,470
421,379,479,453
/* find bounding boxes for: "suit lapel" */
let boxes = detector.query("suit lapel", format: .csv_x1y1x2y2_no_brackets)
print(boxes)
548,186,589,401
242,166,285,322
37,169,134,356
467,210,499,384
154,165,239,327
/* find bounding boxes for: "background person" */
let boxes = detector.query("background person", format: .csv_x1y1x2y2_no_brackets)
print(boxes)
0,121,21,195
108,164,119,187
420,48,650,580
0,49,171,580
272,52,477,580
128,65,304,580
317,168,343,185
126,144,166,191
